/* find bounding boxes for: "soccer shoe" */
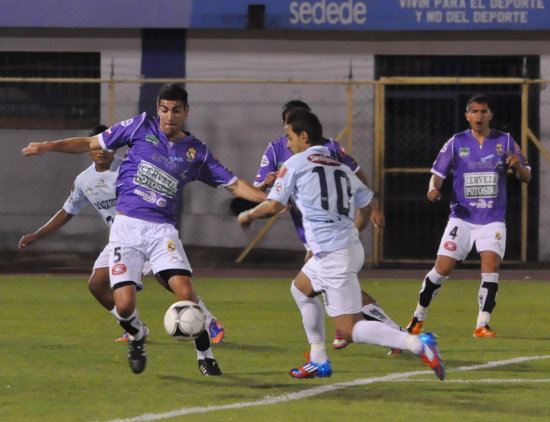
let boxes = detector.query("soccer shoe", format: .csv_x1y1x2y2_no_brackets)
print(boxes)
406,316,424,335
198,358,222,376
289,360,332,379
208,319,225,344
418,332,445,381
332,329,349,349
115,331,130,342
473,325,497,337
128,336,147,374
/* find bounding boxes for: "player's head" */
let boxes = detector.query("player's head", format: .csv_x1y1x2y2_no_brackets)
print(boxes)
156,84,190,140
282,100,311,123
157,83,189,106
285,109,323,154
89,124,108,137
465,94,493,132
88,124,115,169
465,94,492,113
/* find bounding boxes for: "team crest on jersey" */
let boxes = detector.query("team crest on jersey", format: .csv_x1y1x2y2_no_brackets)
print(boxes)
260,155,269,167
496,144,503,154
495,232,502,241
145,134,159,146
307,153,340,166
120,118,134,127
186,148,196,162
459,148,470,158
167,240,177,252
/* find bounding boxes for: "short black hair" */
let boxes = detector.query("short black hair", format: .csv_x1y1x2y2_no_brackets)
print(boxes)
89,124,108,137
286,109,323,146
282,100,310,122
466,94,492,112
157,83,188,106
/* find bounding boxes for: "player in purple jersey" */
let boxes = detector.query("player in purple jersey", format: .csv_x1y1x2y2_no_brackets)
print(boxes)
20,124,226,344
239,110,445,380
22,84,266,376
255,100,402,351
406,95,531,338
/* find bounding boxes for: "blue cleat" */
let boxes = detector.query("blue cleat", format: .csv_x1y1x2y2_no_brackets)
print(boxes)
208,319,225,344
418,332,445,381
289,359,332,379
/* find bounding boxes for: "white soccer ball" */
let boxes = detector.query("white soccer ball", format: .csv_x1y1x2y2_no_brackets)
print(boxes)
163,300,206,339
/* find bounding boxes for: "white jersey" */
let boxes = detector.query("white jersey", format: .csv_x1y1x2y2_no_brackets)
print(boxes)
268,145,373,254
63,156,123,227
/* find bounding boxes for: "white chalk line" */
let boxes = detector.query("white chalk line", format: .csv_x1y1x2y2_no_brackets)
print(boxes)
102,354,550,422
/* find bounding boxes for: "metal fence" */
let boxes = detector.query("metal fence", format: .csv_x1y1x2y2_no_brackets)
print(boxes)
1,76,548,270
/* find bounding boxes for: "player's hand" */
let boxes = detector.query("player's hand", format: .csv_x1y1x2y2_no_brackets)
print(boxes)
506,150,521,168
427,188,441,202
264,172,277,187
18,234,38,249
238,210,252,229
369,209,385,229
21,141,51,156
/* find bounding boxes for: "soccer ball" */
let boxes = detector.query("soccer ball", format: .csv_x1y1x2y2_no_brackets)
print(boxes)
163,300,206,339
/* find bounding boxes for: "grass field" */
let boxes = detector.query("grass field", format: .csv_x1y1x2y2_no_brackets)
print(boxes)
1,274,549,422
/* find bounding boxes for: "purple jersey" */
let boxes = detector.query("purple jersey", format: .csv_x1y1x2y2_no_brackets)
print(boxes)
432,129,530,224
98,113,237,225
254,136,359,244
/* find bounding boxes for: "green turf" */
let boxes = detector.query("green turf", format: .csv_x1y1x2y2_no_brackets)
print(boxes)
1,275,549,421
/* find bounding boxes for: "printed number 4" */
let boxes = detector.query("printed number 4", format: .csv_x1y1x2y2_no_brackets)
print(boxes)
449,226,458,240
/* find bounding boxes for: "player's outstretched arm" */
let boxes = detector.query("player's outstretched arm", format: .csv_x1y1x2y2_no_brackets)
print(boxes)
22,136,101,156
355,204,373,232
226,178,268,203
238,199,284,229
18,209,73,249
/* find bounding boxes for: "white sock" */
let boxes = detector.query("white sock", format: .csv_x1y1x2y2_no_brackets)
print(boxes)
351,320,410,350
197,296,215,326
291,281,325,344
310,342,328,364
196,348,215,360
110,307,122,319
362,303,401,330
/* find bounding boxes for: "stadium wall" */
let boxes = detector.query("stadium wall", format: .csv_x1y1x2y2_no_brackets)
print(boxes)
1,28,550,269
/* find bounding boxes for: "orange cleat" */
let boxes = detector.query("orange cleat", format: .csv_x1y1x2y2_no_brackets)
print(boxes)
473,325,497,337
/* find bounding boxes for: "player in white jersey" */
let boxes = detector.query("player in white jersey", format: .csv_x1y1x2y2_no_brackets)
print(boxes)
18,125,225,344
238,109,445,380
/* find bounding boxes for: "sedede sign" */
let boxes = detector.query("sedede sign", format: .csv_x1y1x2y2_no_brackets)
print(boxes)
289,0,367,25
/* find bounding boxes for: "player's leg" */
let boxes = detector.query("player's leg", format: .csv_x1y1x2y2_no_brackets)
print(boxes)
108,216,149,373
289,271,332,378
407,218,471,334
196,296,225,344
473,223,505,337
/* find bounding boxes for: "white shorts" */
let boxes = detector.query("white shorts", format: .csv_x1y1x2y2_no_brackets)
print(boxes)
108,215,191,290
437,217,506,261
93,244,153,277
302,243,365,317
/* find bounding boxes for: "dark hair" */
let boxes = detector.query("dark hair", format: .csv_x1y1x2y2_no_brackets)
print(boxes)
89,124,108,137
466,94,492,112
286,109,323,145
157,83,188,105
282,100,311,122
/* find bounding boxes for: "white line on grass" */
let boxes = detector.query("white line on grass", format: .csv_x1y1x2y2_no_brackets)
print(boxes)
103,355,550,422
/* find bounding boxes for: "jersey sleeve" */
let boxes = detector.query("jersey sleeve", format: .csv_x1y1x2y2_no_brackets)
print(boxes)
254,142,278,185
196,146,238,187
267,164,296,206
98,113,146,151
350,172,373,208
330,140,359,173
62,179,90,216
507,135,531,171
431,137,454,179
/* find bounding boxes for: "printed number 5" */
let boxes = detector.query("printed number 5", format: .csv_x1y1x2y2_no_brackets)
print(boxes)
113,246,122,263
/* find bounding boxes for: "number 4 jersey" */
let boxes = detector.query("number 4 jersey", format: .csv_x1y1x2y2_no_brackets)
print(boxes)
268,145,373,254
432,129,530,225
